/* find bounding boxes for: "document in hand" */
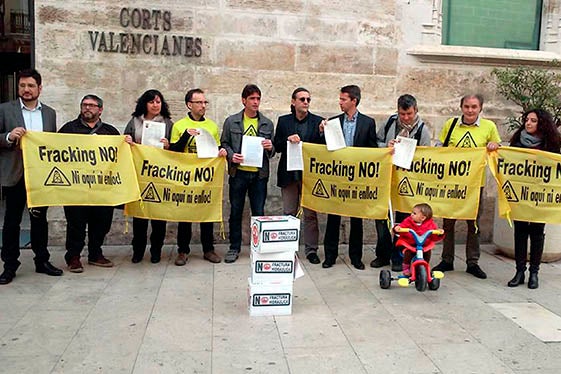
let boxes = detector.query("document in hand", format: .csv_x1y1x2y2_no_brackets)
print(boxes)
392,136,418,169
195,128,219,158
286,140,303,171
141,121,166,148
241,135,265,167
324,118,346,151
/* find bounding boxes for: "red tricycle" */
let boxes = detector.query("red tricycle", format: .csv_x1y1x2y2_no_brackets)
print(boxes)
379,227,444,292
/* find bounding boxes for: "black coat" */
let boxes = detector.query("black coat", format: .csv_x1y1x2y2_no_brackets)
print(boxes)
336,112,378,148
273,111,324,188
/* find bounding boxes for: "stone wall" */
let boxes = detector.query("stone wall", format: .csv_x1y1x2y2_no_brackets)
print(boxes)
30,0,557,246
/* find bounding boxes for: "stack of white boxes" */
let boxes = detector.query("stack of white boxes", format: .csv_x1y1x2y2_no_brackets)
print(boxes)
247,215,301,317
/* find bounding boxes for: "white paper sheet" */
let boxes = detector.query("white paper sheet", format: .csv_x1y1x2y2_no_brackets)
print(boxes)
241,135,265,168
392,135,418,169
195,128,218,158
324,118,346,151
141,121,166,148
286,140,303,171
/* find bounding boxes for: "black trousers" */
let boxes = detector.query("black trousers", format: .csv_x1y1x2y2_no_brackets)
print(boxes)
374,218,396,264
513,220,545,273
177,222,214,254
1,178,50,272
132,217,166,256
324,214,363,264
63,206,114,263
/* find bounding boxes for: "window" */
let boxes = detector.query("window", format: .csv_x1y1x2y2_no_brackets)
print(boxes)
442,0,543,50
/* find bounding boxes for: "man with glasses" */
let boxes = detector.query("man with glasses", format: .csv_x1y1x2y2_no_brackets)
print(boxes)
58,94,120,273
169,88,226,266
273,87,325,264
0,69,63,284
220,84,274,263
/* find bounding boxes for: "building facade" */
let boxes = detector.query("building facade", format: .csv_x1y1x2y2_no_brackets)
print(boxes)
5,0,561,244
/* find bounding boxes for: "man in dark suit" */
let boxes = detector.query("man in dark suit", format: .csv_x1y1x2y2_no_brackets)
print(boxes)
320,85,378,270
273,87,325,264
0,69,63,284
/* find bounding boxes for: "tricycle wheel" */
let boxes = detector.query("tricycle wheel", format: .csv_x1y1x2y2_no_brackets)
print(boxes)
415,265,427,292
429,274,440,290
379,270,391,289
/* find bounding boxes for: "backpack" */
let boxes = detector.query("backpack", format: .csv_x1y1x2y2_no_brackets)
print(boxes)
383,114,425,143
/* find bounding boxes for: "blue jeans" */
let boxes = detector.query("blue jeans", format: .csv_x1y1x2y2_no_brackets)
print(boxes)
228,170,268,252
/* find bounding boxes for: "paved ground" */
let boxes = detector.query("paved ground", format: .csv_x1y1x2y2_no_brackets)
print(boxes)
1,244,561,374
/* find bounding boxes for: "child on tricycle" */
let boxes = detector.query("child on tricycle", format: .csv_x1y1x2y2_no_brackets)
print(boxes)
379,203,444,291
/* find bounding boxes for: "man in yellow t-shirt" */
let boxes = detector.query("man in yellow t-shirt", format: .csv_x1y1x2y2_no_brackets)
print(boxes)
169,88,227,266
432,94,500,279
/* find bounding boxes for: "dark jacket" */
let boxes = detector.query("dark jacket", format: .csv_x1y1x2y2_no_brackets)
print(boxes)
337,112,378,148
220,109,274,179
0,99,57,186
59,117,120,135
274,111,324,188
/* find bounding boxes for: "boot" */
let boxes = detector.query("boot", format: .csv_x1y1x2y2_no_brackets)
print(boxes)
507,271,525,287
528,272,539,289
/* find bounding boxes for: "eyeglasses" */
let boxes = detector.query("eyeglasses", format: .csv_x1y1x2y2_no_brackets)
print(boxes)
81,103,101,108
189,101,209,105
298,97,311,103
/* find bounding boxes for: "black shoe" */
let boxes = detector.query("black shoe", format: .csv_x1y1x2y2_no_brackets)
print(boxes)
131,254,143,263
466,264,487,279
322,260,335,268
0,270,16,285
370,258,390,268
391,262,403,272
35,262,63,276
507,271,525,287
150,254,161,264
307,253,321,264
352,261,365,270
528,272,539,289
432,261,454,272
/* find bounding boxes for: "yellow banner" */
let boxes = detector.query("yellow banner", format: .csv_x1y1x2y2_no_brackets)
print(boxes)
124,145,225,222
302,143,392,219
22,132,140,207
391,147,487,220
489,146,561,224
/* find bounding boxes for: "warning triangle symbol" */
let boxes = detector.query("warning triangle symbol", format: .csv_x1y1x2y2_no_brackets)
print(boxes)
456,132,477,148
398,177,414,197
502,181,519,202
141,182,162,203
312,179,329,199
44,167,71,186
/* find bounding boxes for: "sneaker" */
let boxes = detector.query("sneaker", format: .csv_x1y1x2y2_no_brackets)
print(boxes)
224,249,240,263
174,252,188,266
68,257,84,273
370,258,390,268
432,261,454,272
203,251,222,263
466,264,487,279
88,256,114,268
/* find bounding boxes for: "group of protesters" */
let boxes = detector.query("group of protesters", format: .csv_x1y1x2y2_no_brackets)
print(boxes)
0,68,557,290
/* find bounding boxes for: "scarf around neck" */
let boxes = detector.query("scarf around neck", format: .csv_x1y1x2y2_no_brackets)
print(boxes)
397,114,421,138
519,129,542,149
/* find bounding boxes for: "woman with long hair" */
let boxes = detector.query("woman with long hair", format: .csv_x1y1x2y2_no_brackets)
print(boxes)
508,108,561,289
124,89,173,263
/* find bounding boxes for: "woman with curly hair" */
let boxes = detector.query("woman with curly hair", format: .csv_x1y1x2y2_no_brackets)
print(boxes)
508,109,561,289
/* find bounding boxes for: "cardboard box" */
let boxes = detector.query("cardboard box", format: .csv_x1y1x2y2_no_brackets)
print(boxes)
247,278,293,316
250,250,296,284
251,215,300,253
